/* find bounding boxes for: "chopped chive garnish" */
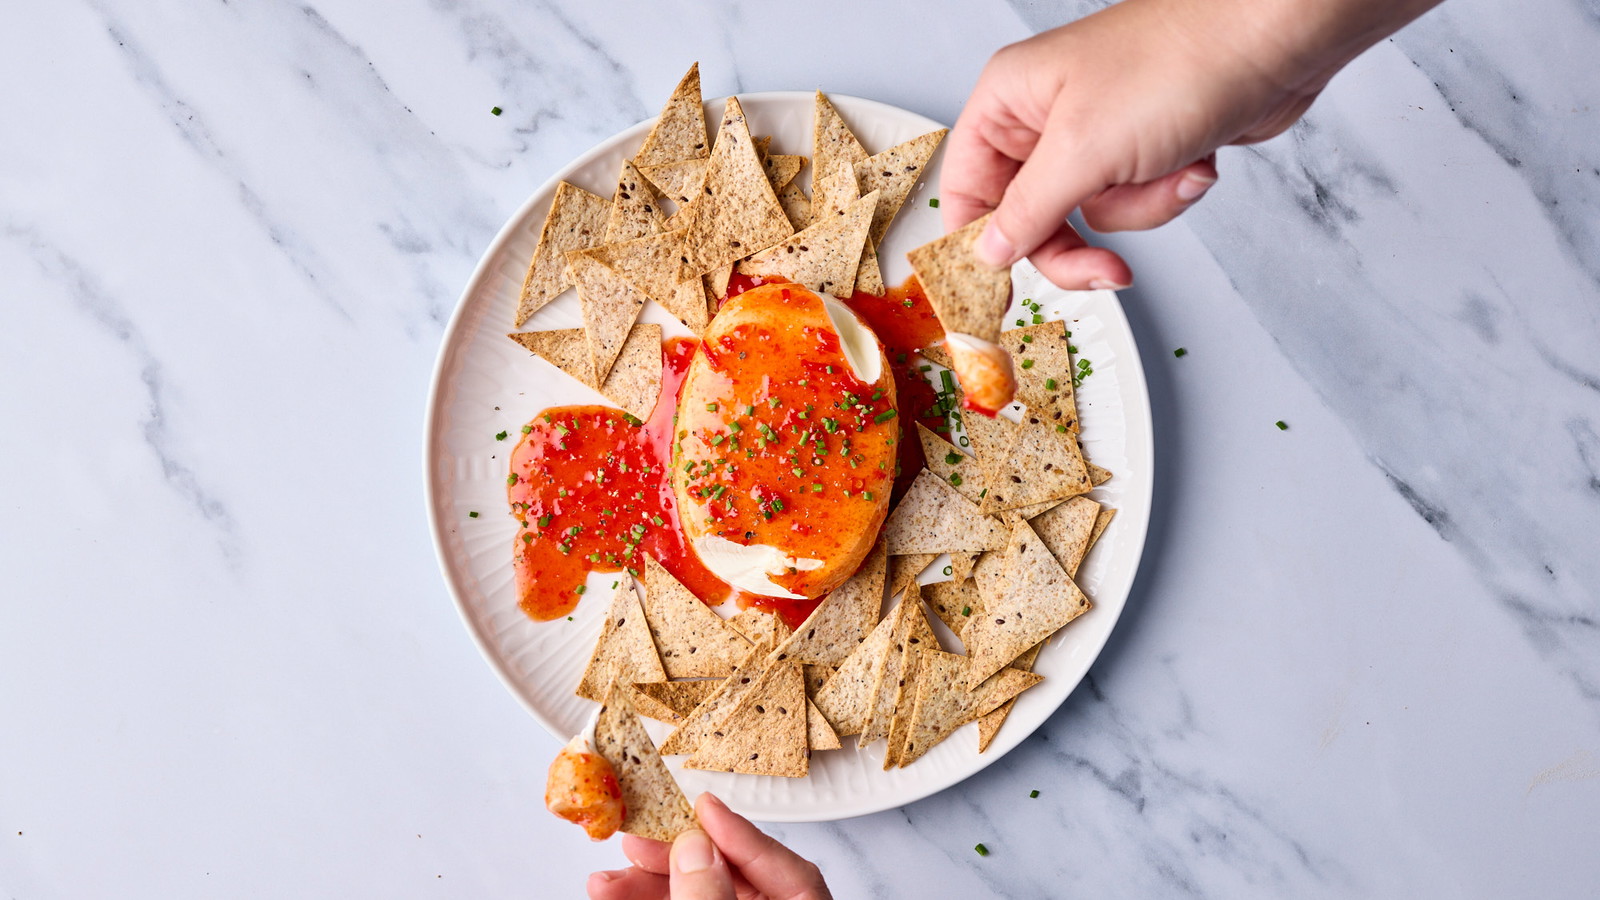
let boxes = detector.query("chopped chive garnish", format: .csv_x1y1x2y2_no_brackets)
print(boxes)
651,516,664,526
773,499,785,512
1015,318,1025,326
949,473,963,486
1032,314,1043,324
575,585,586,595
873,409,897,423
468,511,479,518
943,565,953,576
928,197,940,208
1022,334,1034,343
745,405,756,415
1056,424,1069,433
537,515,551,528
798,379,808,387
729,421,742,432
491,106,503,116
962,606,972,616
623,413,643,426
522,533,534,543
1045,378,1058,391
1020,359,1034,369
1276,420,1289,430
1174,347,1187,358
506,473,518,486
792,467,804,477
1029,790,1039,798
521,425,533,434
944,451,963,465
709,435,725,446
811,484,823,493
495,430,508,441
706,402,718,412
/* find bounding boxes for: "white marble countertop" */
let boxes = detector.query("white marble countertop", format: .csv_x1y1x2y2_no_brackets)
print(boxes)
3,1,1597,897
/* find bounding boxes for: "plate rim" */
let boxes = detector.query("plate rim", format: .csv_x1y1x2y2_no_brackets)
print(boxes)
422,90,1154,822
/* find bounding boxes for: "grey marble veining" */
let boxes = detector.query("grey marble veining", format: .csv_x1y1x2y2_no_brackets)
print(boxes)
2,0,1597,897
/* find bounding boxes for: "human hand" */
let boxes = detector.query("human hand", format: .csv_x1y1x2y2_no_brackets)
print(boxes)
586,793,831,900
941,0,1441,288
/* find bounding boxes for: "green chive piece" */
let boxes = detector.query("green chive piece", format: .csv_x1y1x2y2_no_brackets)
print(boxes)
773,499,785,512
575,585,587,595
709,435,725,446
929,197,940,208
745,405,756,416
1045,378,1058,391
537,515,551,528
468,511,479,518
863,491,874,501
495,430,508,441
1174,347,1187,358
491,106,503,116
792,467,805,477
706,402,718,412
874,409,897,423
1029,790,1040,798
1022,334,1034,343
1276,420,1289,431
811,484,823,493
949,473,963,487
944,451,963,465
729,421,742,432
1020,359,1034,369
1032,314,1043,324
943,565,953,576
506,473,518,486
961,606,972,616
1015,318,1025,326
521,425,533,434
1056,424,1068,433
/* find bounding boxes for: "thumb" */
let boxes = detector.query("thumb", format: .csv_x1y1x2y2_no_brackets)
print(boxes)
975,120,1108,269
669,829,735,900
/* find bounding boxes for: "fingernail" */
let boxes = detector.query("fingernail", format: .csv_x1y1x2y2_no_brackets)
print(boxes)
672,829,718,874
975,220,1017,269
1176,171,1217,203
1089,279,1131,291
698,792,725,813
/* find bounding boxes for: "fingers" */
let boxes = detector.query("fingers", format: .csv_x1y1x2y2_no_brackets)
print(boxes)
621,835,671,875
976,107,1110,268
1080,157,1218,233
587,867,668,900
669,828,737,900
695,794,832,900
1021,221,1133,291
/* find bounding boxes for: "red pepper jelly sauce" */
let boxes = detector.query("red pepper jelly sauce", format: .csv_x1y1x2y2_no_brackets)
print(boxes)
508,338,745,621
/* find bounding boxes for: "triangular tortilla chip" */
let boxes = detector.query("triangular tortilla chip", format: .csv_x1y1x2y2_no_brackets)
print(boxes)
566,252,649,386
678,98,793,280
1004,321,1079,432
854,129,946,245
763,154,806,193
663,277,711,335
642,556,751,678
963,519,1090,688
736,190,877,298
803,664,834,697
595,682,698,841
923,577,980,635
639,158,707,208
770,538,886,667
1087,508,1116,566
1003,498,1065,524
517,182,609,326
577,583,667,702
604,159,667,244
907,213,1010,343
976,642,1043,752
978,415,1093,515
684,660,809,777
1029,496,1101,578
657,636,774,755
809,158,859,223
807,699,841,752
725,608,791,646
632,680,721,725
597,324,662,420
855,240,885,296
752,135,772,159
704,264,733,303
508,328,597,389
577,230,684,310
811,92,869,207
883,608,939,769
811,610,896,736
899,649,1043,767
860,586,938,746
888,553,937,599
778,181,811,232
915,423,985,504
1089,463,1113,487
883,469,1008,554
634,63,709,167
950,552,978,584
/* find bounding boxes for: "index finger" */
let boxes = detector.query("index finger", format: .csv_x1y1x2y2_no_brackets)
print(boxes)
695,794,832,900
939,85,1033,233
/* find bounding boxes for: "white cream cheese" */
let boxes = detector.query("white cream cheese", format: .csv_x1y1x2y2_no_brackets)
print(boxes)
822,297,883,386
692,534,824,600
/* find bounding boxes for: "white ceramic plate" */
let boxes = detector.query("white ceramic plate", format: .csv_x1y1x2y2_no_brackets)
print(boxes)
424,92,1153,822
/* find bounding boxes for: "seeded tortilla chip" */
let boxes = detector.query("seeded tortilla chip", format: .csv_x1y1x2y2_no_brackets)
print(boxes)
810,158,859,223
923,577,980,635
880,601,940,768
752,135,772,159
899,649,1043,767
778,181,811,232
907,213,1010,343
725,608,791,646
737,190,877,298
640,158,708,208
978,415,1093,515
860,586,937,747
964,519,1090,688
812,92,869,203
642,556,751,678
664,277,711,335
565,252,649,386
915,423,985,504
658,636,774,755
517,182,610,326
884,469,1007,555
508,328,598,389
577,583,667,702
888,553,937,599
596,324,663,420
1086,508,1116,566
763,154,806,193
678,98,793,280
855,128,946,245
577,229,684,311
1089,463,1113,487
604,159,667,244
632,680,721,725
684,659,809,777
803,664,833,697
594,682,698,841
635,63,709,167
812,610,896,736
807,699,841,752
770,538,886,668
1004,322,1079,432
1029,496,1101,577
704,264,733,303
1003,498,1065,523
855,240,885,296
976,642,1043,752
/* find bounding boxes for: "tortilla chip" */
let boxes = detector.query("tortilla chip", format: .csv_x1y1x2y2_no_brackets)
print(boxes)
770,538,886,668
1029,496,1101,578
508,328,597,389
1085,509,1116,569
883,469,1008,555
565,252,649,386
1004,498,1065,524
632,680,721,725
725,608,791,646
604,159,667,244
811,92,869,202
596,324,663,420
855,240,885,296
763,154,806,193
736,190,877,298
854,129,946,245
809,158,859,223
811,609,896,736
860,586,937,747
634,63,709,167
657,636,774,755
976,642,1043,752
577,583,666,702
666,277,711,335
807,699,841,752
978,415,1093,515
678,98,793,280
950,552,979,583
752,135,772,159
888,553,937,599
915,423,985,504
517,182,609,326
1004,322,1079,432
923,577,980,635
577,229,684,310
778,181,811,232
964,519,1090,688
684,660,809,777
595,682,698,842
704,264,733,303
1089,463,1113,487
641,556,751,678
881,603,940,769
803,664,833,697
907,213,1010,343
639,158,707,208
899,649,1043,767
967,551,1002,630
918,342,953,369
